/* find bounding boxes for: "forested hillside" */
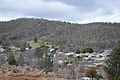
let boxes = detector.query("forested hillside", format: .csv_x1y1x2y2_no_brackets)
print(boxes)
0,18,120,51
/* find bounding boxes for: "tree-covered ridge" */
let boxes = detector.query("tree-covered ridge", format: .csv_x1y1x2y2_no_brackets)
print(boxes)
0,18,120,51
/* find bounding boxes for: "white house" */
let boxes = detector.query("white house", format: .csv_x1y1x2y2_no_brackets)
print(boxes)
64,52,75,56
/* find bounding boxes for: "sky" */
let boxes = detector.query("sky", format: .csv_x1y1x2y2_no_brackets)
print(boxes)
0,0,120,23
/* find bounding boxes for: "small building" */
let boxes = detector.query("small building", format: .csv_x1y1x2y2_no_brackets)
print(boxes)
82,77,90,80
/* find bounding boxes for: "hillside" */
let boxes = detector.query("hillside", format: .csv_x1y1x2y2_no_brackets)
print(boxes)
0,18,120,51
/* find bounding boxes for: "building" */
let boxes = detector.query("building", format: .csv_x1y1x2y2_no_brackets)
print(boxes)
82,77,90,80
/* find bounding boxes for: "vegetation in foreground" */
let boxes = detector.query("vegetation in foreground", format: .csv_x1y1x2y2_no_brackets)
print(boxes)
105,40,120,80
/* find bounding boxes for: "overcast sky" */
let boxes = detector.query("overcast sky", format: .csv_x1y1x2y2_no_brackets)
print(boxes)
0,0,120,23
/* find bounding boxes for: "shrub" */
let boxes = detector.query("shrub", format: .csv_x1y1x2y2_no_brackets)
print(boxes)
8,58,18,66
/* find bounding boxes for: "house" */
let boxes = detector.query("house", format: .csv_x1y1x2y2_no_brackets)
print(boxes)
25,48,29,50
64,52,75,57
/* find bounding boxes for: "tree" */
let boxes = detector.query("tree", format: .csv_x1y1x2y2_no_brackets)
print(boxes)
75,49,81,54
13,41,20,47
19,41,27,52
3,46,11,52
34,38,37,42
96,75,103,80
35,45,51,73
85,67,97,80
7,54,18,66
8,58,18,66
17,54,24,66
38,55,53,73
105,40,120,80
20,47,26,52
1,35,10,46
80,47,93,53
0,40,2,45
35,45,49,58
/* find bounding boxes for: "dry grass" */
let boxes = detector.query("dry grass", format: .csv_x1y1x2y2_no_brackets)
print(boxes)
0,72,65,80
27,41,41,48
27,40,59,49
